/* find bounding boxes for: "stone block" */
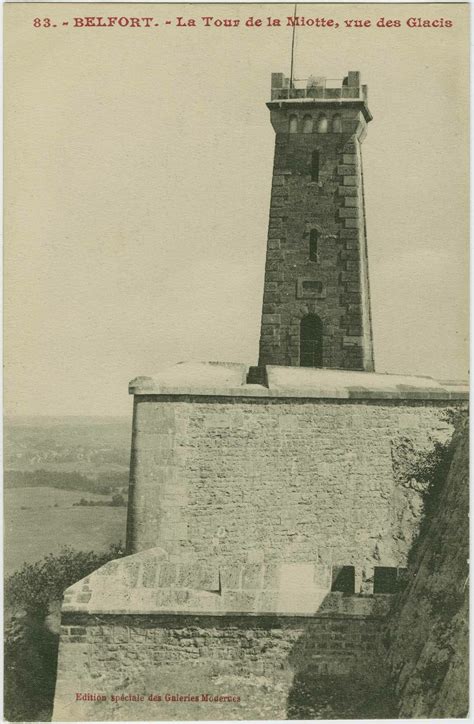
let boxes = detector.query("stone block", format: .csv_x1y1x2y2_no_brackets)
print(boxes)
247,549,265,564
142,560,157,588
278,413,299,431
339,207,359,218
204,413,231,428
70,627,87,636
343,336,363,347
135,404,175,433
263,291,281,302
223,591,256,611
159,563,178,586
340,228,359,239
338,186,357,196
344,196,358,207
177,563,199,588
220,565,241,590
271,197,286,207
262,314,281,325
338,165,356,175
77,593,91,603
263,564,281,591
266,271,284,282
339,271,358,283
242,563,264,591
272,175,286,186
340,249,359,260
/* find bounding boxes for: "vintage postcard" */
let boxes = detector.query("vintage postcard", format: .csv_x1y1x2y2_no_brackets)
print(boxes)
3,2,469,721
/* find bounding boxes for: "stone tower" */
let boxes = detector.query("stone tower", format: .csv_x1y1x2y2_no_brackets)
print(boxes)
257,71,375,371
52,66,470,723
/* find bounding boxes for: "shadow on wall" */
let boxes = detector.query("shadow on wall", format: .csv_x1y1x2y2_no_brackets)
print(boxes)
285,593,397,719
285,415,468,720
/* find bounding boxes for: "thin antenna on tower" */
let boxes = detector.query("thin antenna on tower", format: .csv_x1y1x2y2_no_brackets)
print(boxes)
289,3,297,89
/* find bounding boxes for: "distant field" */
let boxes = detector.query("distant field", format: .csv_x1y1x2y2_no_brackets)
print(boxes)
4,487,127,576
4,417,131,473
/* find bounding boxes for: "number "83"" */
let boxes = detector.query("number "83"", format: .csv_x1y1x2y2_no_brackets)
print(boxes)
33,18,52,27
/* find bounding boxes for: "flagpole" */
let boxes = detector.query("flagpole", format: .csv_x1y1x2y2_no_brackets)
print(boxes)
289,3,297,90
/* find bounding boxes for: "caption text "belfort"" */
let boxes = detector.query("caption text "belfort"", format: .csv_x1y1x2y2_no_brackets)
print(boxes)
32,15,454,29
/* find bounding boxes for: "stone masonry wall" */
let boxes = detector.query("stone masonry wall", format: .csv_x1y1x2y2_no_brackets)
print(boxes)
53,612,384,721
126,395,462,580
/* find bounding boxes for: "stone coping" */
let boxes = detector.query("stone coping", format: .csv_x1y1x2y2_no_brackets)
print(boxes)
61,548,392,618
61,610,387,622
129,361,468,401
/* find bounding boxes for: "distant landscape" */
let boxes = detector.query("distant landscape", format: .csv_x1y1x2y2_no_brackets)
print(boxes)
4,417,131,575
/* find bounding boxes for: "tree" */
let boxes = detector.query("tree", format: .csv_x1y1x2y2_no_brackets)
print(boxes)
5,543,124,721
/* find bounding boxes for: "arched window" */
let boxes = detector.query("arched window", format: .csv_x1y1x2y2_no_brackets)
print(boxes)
332,114,342,133
302,115,313,134
289,114,298,133
316,114,328,133
309,229,318,261
311,151,320,182
300,314,323,367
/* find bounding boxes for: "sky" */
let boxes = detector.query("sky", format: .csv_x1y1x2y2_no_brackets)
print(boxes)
4,3,469,417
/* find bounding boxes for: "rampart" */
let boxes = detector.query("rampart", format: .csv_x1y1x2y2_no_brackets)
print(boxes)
53,549,391,721
126,363,466,576
52,363,468,720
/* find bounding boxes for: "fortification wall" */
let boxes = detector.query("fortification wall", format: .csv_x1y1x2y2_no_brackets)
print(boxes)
54,610,385,721
52,365,468,720
126,365,466,585
384,419,469,717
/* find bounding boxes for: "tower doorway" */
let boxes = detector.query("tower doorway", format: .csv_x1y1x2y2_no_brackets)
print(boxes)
300,314,323,367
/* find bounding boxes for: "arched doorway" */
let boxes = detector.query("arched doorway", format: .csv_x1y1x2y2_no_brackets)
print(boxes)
300,314,323,367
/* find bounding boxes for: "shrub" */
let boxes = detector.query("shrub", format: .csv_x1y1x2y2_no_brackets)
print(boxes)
4,543,124,721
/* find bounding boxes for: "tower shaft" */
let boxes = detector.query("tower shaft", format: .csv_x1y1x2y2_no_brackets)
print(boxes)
258,71,374,371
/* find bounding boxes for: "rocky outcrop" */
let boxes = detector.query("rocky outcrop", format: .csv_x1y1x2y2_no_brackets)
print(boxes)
385,417,469,717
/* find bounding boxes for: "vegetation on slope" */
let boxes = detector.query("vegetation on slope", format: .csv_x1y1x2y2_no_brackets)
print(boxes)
4,544,124,722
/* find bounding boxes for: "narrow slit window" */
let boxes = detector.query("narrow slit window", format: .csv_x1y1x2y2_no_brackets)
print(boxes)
289,114,298,134
302,115,313,134
311,151,320,182
309,229,318,261
332,114,342,133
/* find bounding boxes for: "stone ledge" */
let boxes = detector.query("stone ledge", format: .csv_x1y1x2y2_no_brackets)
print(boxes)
61,549,392,618
129,362,468,401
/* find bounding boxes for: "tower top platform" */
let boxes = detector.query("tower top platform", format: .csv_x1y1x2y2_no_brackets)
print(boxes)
269,71,372,121
270,71,367,102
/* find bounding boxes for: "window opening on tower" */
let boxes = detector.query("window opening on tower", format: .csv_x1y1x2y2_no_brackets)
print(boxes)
311,151,320,182
300,314,323,367
309,229,319,261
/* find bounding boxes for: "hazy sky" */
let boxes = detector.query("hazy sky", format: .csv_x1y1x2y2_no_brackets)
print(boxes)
5,3,469,417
